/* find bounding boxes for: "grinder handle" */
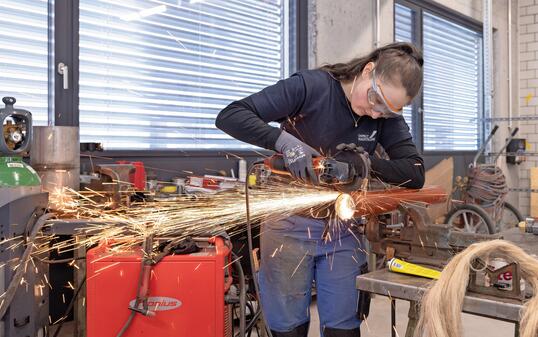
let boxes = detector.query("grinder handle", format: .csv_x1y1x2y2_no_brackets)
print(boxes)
264,154,323,176
263,154,290,176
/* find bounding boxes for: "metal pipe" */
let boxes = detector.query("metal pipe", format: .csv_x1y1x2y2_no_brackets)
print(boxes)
374,0,380,48
351,185,447,217
31,126,80,193
508,0,513,128
483,0,493,157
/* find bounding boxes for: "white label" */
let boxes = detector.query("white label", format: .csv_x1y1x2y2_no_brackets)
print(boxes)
128,296,182,311
7,163,24,168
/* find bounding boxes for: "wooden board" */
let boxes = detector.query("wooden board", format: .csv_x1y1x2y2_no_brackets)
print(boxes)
424,157,453,223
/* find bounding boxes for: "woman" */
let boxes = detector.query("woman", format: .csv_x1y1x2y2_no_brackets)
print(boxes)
216,42,425,337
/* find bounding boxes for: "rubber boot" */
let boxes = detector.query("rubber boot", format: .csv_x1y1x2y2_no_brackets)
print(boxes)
323,326,361,337
270,321,309,337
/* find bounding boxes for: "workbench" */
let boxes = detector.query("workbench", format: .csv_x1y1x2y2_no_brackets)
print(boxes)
356,228,538,337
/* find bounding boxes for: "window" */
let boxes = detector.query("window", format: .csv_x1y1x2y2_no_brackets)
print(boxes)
0,0,52,125
394,1,483,152
422,13,482,151
79,0,293,150
394,4,415,135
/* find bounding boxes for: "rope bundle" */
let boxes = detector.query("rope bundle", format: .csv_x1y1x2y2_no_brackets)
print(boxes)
415,240,538,337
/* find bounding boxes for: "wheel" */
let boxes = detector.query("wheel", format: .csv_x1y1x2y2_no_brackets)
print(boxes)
445,204,496,234
499,201,524,232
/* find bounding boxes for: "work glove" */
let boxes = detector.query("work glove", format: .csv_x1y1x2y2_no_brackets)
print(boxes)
275,131,321,184
334,143,370,191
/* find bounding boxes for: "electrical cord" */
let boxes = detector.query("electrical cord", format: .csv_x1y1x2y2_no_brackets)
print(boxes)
245,160,274,337
116,235,154,337
51,274,86,337
0,211,54,319
232,252,246,337
33,256,86,264
245,302,261,337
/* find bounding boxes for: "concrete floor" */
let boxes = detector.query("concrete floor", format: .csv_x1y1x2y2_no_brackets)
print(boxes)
54,295,516,337
308,296,516,337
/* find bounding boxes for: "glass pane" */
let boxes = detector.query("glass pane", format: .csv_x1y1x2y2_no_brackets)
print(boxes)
423,12,482,151
0,0,52,125
394,3,415,137
79,0,292,150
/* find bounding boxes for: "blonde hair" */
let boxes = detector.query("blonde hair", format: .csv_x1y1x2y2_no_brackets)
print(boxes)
415,240,538,337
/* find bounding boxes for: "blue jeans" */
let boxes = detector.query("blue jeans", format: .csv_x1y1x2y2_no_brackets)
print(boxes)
258,215,367,335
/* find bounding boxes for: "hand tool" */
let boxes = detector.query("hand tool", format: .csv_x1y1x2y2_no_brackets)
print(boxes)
263,145,369,192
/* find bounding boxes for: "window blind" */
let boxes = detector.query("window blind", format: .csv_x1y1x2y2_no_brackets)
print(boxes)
394,3,414,134
0,0,50,125
79,0,289,150
422,12,482,151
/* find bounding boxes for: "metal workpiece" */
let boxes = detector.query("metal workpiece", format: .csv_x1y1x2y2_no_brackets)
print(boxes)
30,126,80,192
353,185,447,217
83,163,136,208
364,202,498,267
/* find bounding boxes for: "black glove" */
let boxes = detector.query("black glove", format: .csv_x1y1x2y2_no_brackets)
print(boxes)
275,131,321,184
334,143,370,191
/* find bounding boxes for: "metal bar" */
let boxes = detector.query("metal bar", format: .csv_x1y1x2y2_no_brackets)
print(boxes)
374,0,380,48
350,186,447,217
48,0,55,126
508,188,538,193
482,116,538,121
493,127,519,163
473,125,498,167
486,152,538,157
405,301,419,337
44,219,128,235
74,235,86,337
483,0,493,159
391,299,396,337
508,0,513,129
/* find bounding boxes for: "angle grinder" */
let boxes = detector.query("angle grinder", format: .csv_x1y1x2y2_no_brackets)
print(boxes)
263,149,369,193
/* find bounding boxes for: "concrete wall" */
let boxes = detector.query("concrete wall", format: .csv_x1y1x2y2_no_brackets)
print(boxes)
308,0,522,212
308,0,392,67
517,0,538,216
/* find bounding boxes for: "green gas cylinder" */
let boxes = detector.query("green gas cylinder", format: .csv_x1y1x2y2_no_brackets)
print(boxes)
0,97,40,189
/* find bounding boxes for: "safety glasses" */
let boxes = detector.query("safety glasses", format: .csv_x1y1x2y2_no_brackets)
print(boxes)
367,70,404,118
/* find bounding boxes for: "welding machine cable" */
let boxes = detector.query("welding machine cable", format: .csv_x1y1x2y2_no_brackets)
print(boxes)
415,240,538,337
232,252,246,337
0,211,53,319
116,236,155,337
245,161,274,337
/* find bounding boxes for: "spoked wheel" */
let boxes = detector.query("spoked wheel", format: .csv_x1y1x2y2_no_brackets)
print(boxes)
499,201,524,232
445,204,496,234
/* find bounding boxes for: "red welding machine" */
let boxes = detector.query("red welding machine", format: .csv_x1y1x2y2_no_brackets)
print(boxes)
86,237,233,337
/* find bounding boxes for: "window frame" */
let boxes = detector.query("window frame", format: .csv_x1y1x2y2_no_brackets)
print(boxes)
54,0,305,156
394,0,484,155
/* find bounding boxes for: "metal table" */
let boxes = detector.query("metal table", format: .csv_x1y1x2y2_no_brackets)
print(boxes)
356,228,538,337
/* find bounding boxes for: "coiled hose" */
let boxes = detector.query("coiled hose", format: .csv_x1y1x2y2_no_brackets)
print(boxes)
465,164,508,225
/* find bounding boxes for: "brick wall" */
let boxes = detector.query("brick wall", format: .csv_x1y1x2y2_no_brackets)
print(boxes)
519,0,538,216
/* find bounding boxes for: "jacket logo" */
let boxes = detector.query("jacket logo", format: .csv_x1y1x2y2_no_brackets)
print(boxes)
129,296,182,311
357,130,377,142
